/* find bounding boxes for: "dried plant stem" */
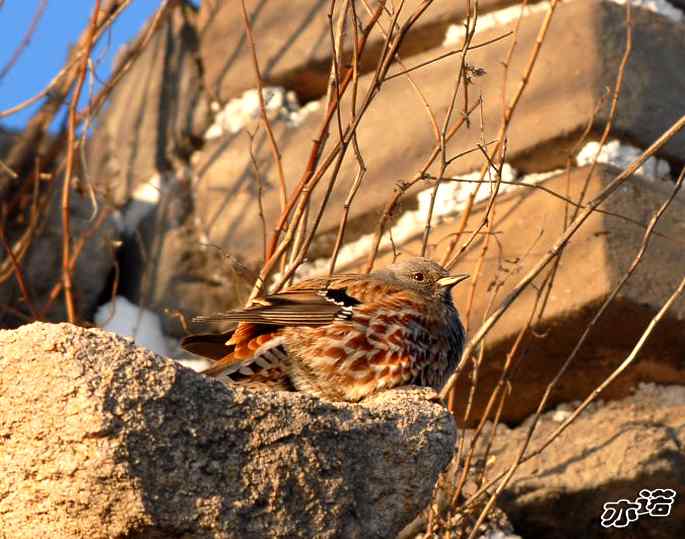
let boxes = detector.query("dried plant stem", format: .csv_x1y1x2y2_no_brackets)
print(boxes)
507,164,684,468
262,1,386,265
39,208,112,319
0,229,39,320
0,0,131,203
420,0,480,257
240,0,287,212
0,0,48,83
0,0,130,119
364,99,481,273
442,0,561,270
384,30,513,82
440,113,685,400
423,175,677,240
270,0,441,290
246,130,268,261
254,0,448,298
574,2,632,221
76,1,172,123
443,165,685,532
467,269,685,539
61,0,101,323
328,1,367,274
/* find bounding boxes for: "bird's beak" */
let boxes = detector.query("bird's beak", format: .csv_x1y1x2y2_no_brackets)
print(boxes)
437,273,469,289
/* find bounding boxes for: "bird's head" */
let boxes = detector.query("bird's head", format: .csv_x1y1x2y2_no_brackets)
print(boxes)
376,257,469,301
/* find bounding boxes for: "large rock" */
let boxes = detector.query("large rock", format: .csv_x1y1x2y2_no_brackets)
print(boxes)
88,1,209,206
370,165,685,424
198,0,513,103
480,384,685,538
0,322,457,538
192,0,685,268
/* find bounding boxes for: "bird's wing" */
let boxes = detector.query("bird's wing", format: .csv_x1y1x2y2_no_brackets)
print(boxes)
193,280,364,327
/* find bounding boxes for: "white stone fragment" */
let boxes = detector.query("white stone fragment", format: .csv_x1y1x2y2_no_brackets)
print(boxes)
204,87,319,139
576,140,671,181
174,357,213,372
95,296,170,357
478,531,523,539
443,0,682,48
443,2,550,47
552,409,573,422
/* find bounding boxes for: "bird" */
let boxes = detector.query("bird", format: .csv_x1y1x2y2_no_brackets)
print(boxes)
181,257,468,402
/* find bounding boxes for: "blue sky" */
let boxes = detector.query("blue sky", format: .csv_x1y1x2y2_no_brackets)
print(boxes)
0,1,165,130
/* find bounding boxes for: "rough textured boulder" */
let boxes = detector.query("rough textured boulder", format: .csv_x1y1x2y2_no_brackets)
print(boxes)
481,384,685,538
371,165,685,425
0,322,457,539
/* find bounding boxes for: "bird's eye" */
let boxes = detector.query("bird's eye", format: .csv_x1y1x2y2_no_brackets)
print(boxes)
412,272,425,282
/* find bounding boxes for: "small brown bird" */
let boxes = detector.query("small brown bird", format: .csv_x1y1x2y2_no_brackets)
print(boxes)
181,257,468,401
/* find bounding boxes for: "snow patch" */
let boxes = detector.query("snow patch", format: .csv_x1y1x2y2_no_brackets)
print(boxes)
115,173,163,234
612,0,683,22
204,87,320,140
576,140,671,181
95,296,169,357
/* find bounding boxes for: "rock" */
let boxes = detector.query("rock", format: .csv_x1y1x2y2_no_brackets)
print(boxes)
370,165,685,425
0,180,119,328
114,171,256,337
198,0,513,104
88,1,209,206
191,0,685,268
480,384,685,538
128,224,256,337
0,322,457,538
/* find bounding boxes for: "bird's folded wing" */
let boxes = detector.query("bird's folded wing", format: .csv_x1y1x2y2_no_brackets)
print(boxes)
193,287,359,326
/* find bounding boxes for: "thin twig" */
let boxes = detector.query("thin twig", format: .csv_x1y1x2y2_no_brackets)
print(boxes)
468,270,685,539
240,0,287,212
0,228,39,320
443,0,561,270
246,129,268,261
61,0,102,323
383,30,513,82
440,112,685,401
0,0,131,118
0,0,48,82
